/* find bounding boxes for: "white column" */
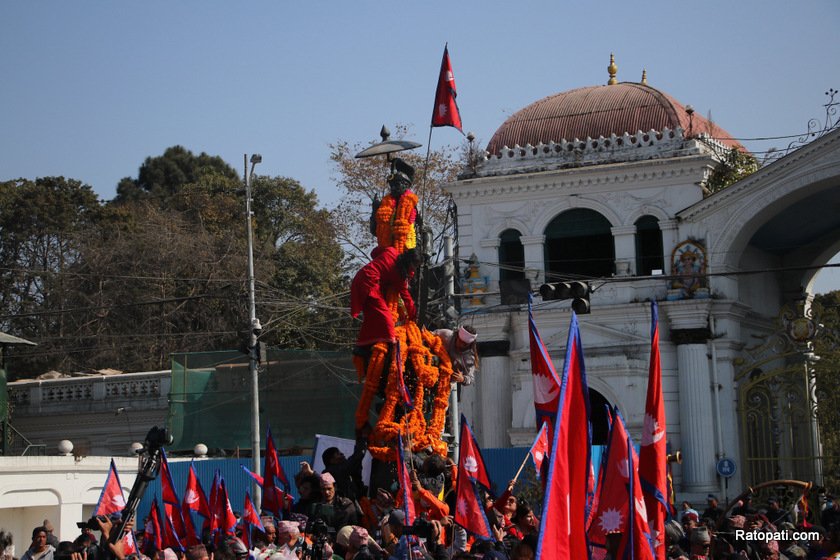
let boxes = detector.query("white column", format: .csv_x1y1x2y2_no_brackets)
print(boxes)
476,344,512,448
675,341,718,492
611,225,637,276
519,235,546,286
665,301,718,494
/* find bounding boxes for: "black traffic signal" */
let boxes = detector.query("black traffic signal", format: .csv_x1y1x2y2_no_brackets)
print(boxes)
538,281,591,314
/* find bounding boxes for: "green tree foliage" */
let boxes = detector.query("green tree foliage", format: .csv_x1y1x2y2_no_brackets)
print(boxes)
814,291,840,491
705,147,759,194
114,145,239,203
0,177,104,374
1,147,350,376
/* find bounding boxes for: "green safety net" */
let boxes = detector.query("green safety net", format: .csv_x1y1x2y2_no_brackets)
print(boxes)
168,348,361,452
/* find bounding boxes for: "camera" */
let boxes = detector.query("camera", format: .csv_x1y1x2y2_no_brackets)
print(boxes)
402,518,434,540
76,515,108,530
144,426,172,451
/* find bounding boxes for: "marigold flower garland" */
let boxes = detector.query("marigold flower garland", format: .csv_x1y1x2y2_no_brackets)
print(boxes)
357,185,451,461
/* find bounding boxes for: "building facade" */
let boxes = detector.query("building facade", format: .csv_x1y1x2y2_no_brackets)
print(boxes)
449,73,840,500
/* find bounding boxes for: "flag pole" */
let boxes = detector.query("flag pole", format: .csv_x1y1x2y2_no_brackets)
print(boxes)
512,451,531,485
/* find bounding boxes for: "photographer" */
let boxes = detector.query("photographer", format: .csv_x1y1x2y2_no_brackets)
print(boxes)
307,473,360,534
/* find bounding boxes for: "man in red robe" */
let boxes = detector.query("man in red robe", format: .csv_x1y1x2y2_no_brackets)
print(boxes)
350,247,421,347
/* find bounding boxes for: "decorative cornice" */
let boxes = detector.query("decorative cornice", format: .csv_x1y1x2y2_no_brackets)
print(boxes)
463,128,726,179
448,153,713,202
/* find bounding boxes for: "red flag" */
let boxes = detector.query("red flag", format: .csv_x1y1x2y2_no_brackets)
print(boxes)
396,434,416,525
239,491,265,549
159,450,188,542
458,414,491,489
143,498,163,554
528,295,563,436
241,465,293,509
263,426,284,514
529,422,549,479
217,478,237,537
431,45,463,132
455,416,495,540
589,408,655,560
638,301,669,559
207,470,221,534
161,503,185,551
183,461,211,519
95,459,127,516
535,313,591,560
93,460,137,554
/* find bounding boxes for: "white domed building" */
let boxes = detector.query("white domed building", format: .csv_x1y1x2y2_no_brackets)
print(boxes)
448,59,840,500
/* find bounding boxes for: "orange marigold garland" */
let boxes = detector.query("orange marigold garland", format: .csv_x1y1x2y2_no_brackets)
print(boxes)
360,321,454,461
374,192,418,252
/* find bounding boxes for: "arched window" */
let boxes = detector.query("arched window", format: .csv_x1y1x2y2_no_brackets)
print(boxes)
635,215,664,275
499,229,525,282
544,209,614,279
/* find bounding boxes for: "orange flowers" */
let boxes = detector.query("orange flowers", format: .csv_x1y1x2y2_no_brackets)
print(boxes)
359,322,454,461
375,191,418,252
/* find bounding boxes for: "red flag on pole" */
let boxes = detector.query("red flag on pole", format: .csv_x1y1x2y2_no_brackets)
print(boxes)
535,313,592,560
529,422,550,479
458,414,492,490
162,503,185,551
396,434,417,525
159,450,188,541
239,491,265,549
241,465,293,509
207,470,221,534
183,461,211,519
95,459,127,516
143,498,163,554
638,301,669,559
263,426,290,514
431,45,463,132
528,295,563,438
455,415,495,540
589,407,655,560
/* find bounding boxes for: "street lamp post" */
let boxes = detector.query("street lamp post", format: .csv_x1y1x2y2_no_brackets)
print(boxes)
245,153,262,509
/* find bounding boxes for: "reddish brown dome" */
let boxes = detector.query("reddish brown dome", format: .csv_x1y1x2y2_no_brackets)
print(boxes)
487,82,742,155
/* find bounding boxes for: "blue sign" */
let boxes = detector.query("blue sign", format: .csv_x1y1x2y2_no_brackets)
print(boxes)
717,457,736,478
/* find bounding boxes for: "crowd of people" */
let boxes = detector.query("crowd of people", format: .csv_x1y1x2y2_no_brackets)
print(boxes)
7,485,840,560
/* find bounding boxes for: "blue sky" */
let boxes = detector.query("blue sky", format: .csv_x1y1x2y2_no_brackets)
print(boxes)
2,1,839,291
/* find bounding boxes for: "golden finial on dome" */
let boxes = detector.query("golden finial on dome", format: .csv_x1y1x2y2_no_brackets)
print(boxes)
607,53,618,85
641,69,647,85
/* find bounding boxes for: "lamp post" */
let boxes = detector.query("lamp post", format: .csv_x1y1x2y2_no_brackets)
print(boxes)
244,153,262,509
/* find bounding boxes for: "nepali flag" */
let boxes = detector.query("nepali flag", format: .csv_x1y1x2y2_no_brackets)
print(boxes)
95,459,127,516
184,461,210,518
263,426,291,514
160,503,185,551
241,465,293,510
535,312,592,560
395,342,414,411
94,460,137,554
396,433,417,525
143,498,163,554
589,407,654,560
458,414,491,489
431,44,463,132
455,416,495,541
239,491,265,549
528,294,563,436
159,450,188,542
207,470,221,534
638,301,669,559
529,422,550,479
212,477,237,545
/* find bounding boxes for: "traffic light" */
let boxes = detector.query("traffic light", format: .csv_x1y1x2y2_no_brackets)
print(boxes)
538,281,591,314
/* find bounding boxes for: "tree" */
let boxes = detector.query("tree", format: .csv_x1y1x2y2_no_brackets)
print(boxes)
0,177,104,374
704,147,759,194
330,125,462,265
114,145,239,204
